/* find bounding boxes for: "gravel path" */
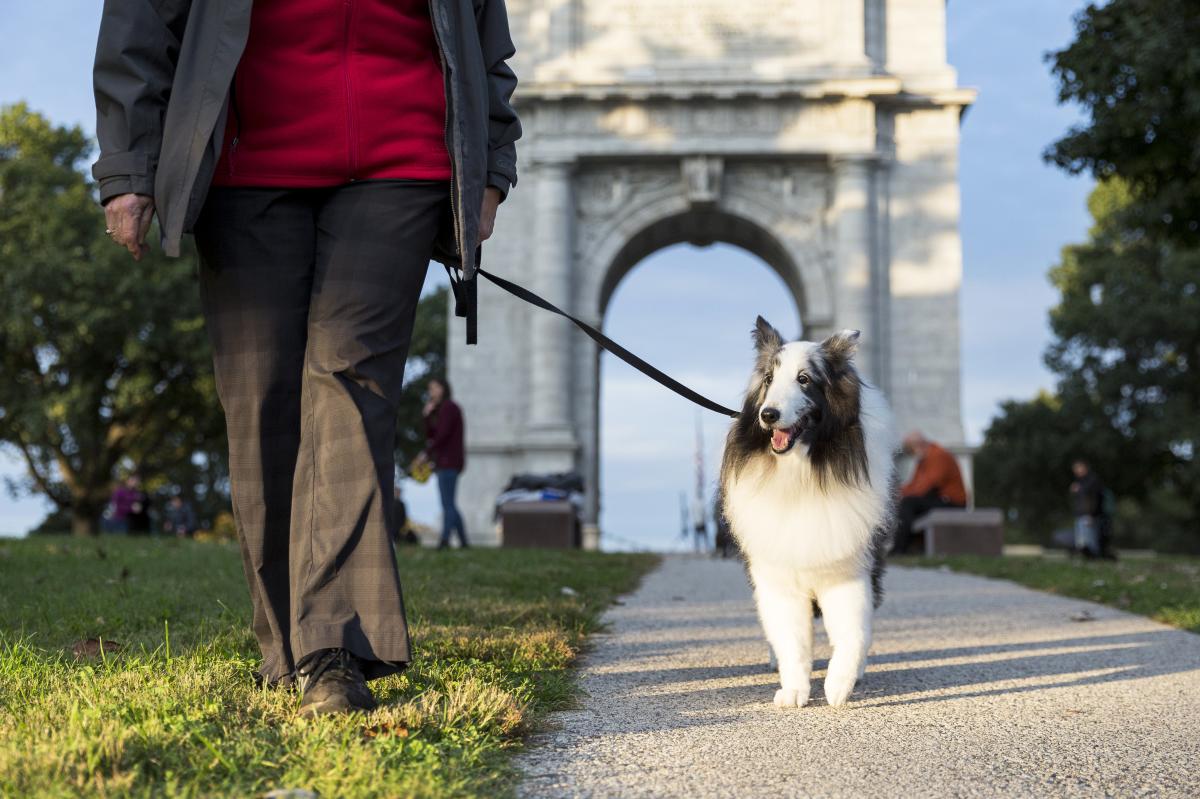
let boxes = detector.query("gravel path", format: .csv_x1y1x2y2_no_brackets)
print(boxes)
516,555,1200,798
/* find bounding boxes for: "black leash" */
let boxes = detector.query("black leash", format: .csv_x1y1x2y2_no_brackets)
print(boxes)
474,267,741,419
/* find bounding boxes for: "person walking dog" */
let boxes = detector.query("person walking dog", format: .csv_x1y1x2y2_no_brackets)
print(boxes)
93,0,521,716
417,378,468,549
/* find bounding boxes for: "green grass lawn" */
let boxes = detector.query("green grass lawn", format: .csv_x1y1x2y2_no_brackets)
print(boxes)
896,554,1200,633
0,537,657,798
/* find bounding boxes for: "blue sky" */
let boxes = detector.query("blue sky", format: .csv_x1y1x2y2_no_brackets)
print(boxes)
0,1,1093,542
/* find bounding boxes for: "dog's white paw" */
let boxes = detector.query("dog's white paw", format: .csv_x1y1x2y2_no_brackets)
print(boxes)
773,685,810,708
823,671,857,707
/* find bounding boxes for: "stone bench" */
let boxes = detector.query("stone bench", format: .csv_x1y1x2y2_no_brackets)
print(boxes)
913,508,1004,556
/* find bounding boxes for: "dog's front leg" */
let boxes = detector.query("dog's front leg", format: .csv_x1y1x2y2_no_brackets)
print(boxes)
816,576,872,707
752,573,814,708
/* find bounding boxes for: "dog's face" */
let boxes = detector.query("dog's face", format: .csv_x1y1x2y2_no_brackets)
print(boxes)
749,316,862,455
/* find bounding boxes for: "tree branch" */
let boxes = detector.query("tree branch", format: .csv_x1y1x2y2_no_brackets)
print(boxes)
12,437,67,509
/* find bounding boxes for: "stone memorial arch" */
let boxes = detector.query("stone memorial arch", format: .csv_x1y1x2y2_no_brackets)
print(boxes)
448,0,975,546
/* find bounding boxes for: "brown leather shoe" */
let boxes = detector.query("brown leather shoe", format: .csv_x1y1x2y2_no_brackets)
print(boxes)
296,649,377,717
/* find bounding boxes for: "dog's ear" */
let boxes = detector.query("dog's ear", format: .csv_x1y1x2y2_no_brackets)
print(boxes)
752,316,784,354
821,329,861,361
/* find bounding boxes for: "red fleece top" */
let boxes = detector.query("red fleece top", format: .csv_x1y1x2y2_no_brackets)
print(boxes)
212,0,451,187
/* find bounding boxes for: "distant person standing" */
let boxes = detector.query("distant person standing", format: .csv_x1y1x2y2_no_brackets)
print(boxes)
893,432,967,554
163,495,197,538
1069,459,1104,558
420,378,467,549
111,475,151,535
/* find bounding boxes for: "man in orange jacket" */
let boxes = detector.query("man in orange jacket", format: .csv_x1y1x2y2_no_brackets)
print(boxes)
893,432,967,554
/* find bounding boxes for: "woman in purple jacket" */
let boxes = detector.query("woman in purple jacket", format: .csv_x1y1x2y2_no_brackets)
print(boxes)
420,378,467,549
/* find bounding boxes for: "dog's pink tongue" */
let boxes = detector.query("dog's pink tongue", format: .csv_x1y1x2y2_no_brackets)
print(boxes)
771,429,791,450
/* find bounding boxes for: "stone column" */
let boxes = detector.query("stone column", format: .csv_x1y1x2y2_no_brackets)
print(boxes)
528,159,575,436
838,0,869,66
832,157,879,384
871,160,893,396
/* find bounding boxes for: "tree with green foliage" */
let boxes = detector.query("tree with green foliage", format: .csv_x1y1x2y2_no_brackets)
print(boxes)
1045,180,1199,510
978,0,1200,553
975,393,1081,541
1045,0,1200,246
0,104,224,535
978,178,1199,552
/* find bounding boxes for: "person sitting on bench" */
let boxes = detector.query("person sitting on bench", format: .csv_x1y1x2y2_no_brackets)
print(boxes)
892,431,967,554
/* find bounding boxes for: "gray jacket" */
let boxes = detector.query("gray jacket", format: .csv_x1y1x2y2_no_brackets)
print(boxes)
92,0,521,282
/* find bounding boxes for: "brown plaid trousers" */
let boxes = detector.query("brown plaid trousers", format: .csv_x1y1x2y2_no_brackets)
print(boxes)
194,179,449,682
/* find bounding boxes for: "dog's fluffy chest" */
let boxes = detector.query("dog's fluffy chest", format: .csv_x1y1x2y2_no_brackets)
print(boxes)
724,456,885,572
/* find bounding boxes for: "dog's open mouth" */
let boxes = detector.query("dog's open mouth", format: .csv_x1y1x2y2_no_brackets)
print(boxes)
770,426,801,455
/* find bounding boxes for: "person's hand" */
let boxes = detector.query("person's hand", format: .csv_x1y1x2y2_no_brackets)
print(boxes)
104,193,155,261
423,399,436,417
478,186,502,241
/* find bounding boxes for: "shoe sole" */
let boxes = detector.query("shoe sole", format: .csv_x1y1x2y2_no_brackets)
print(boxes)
298,697,377,718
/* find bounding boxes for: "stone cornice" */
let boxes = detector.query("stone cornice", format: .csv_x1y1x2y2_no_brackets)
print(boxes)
514,76,976,109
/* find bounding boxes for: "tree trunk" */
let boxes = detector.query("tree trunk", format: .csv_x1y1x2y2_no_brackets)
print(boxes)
71,507,99,536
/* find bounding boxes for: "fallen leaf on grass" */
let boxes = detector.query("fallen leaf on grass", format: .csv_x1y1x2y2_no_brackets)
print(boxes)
362,722,410,740
71,638,122,658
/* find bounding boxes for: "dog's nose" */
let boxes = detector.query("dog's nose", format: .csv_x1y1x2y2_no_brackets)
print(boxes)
760,407,781,425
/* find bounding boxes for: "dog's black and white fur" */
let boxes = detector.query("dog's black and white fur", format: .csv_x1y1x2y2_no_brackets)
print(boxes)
719,317,897,708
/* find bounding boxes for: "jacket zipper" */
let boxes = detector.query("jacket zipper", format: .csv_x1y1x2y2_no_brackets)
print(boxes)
428,0,464,260
228,76,242,176
343,0,358,180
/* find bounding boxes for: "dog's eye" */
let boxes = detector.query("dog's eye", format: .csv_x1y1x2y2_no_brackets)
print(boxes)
797,373,810,386
763,372,773,385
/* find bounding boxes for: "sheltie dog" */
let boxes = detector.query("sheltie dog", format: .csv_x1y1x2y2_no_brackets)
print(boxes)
719,317,897,707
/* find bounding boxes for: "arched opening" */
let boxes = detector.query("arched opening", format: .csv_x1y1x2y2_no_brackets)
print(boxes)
598,237,803,551
599,209,809,314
